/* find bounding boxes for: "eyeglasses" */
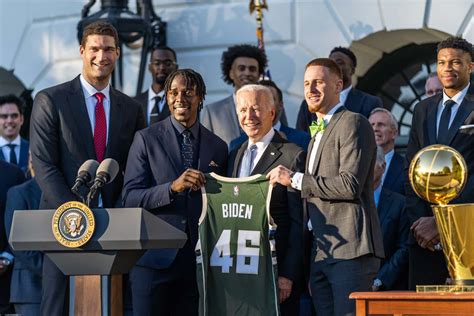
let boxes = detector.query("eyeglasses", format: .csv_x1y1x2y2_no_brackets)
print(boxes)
150,60,176,68
0,113,20,119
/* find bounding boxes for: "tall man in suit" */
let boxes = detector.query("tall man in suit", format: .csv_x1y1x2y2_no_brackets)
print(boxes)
296,47,382,133
0,160,25,314
0,95,29,172
200,44,268,145
134,46,178,125
369,108,405,195
371,147,408,291
229,80,310,151
406,36,473,289
30,21,145,315
123,69,228,315
4,154,43,315
268,58,384,316
227,84,305,315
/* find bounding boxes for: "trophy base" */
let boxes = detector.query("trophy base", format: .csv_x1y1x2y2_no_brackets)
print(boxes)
417,285,474,293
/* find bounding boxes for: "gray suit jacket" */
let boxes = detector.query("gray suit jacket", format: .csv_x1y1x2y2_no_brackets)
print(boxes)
200,95,241,145
302,107,384,262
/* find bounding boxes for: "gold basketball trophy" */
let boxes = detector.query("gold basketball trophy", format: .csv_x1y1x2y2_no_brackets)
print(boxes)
409,144,474,292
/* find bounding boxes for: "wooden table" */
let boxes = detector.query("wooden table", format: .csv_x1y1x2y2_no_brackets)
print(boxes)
350,291,474,315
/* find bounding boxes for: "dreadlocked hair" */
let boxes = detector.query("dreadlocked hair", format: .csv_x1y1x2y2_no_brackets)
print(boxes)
163,69,207,102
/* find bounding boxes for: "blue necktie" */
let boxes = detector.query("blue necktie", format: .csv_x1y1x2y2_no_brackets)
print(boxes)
437,100,455,144
7,144,17,165
241,144,257,177
181,130,194,169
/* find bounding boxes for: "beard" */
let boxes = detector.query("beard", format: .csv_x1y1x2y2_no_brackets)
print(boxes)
155,74,168,86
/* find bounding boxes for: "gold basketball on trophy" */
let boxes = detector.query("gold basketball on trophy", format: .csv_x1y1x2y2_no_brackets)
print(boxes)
409,144,467,205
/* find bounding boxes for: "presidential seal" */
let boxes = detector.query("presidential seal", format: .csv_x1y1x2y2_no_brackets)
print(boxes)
52,201,95,248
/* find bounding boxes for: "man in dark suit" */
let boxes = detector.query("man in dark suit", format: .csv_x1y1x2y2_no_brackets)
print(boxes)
371,147,408,291
30,21,145,315
268,58,384,316
4,156,42,315
0,95,29,173
369,108,405,195
229,80,310,152
123,69,228,315
406,36,474,289
296,46,382,133
134,46,178,126
227,84,305,315
0,160,25,314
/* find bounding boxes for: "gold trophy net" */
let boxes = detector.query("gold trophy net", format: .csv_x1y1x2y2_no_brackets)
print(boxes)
409,145,474,292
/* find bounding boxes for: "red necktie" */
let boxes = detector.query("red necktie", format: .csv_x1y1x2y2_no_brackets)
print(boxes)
94,92,107,162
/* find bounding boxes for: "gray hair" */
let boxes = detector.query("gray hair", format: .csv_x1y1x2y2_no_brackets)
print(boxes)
236,84,275,109
370,107,398,131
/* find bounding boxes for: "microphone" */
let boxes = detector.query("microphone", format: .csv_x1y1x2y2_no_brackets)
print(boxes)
87,158,120,203
71,159,100,194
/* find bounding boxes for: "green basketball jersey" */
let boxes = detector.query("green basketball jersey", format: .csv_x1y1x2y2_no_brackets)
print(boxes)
196,173,279,316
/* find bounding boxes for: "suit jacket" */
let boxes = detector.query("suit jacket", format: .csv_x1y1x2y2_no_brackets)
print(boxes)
296,88,382,132
229,126,310,152
200,95,241,145
134,90,170,126
405,84,474,228
228,131,306,281
30,75,146,210
0,160,25,306
122,117,228,270
382,151,405,195
376,188,408,290
4,179,42,303
302,107,384,262
0,138,29,173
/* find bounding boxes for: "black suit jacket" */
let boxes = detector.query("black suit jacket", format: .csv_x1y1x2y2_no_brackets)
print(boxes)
123,117,228,270
296,88,382,132
382,152,405,195
227,131,306,281
134,90,170,126
0,161,25,306
30,75,146,209
376,188,408,290
0,138,29,173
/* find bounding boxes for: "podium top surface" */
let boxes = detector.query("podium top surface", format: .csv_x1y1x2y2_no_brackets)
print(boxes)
9,208,187,252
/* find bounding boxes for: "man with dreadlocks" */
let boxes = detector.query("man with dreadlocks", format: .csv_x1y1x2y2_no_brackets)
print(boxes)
123,69,228,315
201,44,268,145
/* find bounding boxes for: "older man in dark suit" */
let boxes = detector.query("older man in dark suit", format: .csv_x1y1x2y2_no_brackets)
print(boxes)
134,46,178,126
30,21,145,316
296,47,382,133
0,160,25,314
123,69,228,316
269,58,384,316
227,84,305,315
406,36,474,289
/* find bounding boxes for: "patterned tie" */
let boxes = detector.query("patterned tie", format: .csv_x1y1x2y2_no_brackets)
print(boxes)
437,100,455,144
150,95,161,125
94,92,107,162
309,119,326,137
241,144,258,177
7,144,17,165
181,130,194,169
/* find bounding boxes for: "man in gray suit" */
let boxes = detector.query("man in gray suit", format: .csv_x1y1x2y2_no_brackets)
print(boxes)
200,44,267,145
268,58,384,316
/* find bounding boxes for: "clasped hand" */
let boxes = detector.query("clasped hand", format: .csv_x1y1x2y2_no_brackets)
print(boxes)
171,169,205,193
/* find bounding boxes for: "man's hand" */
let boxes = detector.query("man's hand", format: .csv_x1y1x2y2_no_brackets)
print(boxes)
0,262,8,276
171,169,205,193
278,277,293,303
267,165,292,187
411,216,439,251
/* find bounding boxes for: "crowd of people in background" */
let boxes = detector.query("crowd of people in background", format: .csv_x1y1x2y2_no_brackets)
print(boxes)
0,19,472,316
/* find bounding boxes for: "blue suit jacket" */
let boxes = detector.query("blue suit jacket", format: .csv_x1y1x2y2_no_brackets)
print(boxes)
229,126,310,152
0,160,25,306
122,117,228,270
0,138,29,173
376,188,409,290
382,152,405,195
4,179,42,303
296,88,382,132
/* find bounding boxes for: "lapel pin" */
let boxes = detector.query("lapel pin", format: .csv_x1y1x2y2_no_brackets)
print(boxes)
270,152,275,155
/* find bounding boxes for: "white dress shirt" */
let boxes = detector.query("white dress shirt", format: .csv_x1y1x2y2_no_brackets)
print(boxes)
340,85,352,106
238,128,275,177
436,83,470,135
0,135,21,163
